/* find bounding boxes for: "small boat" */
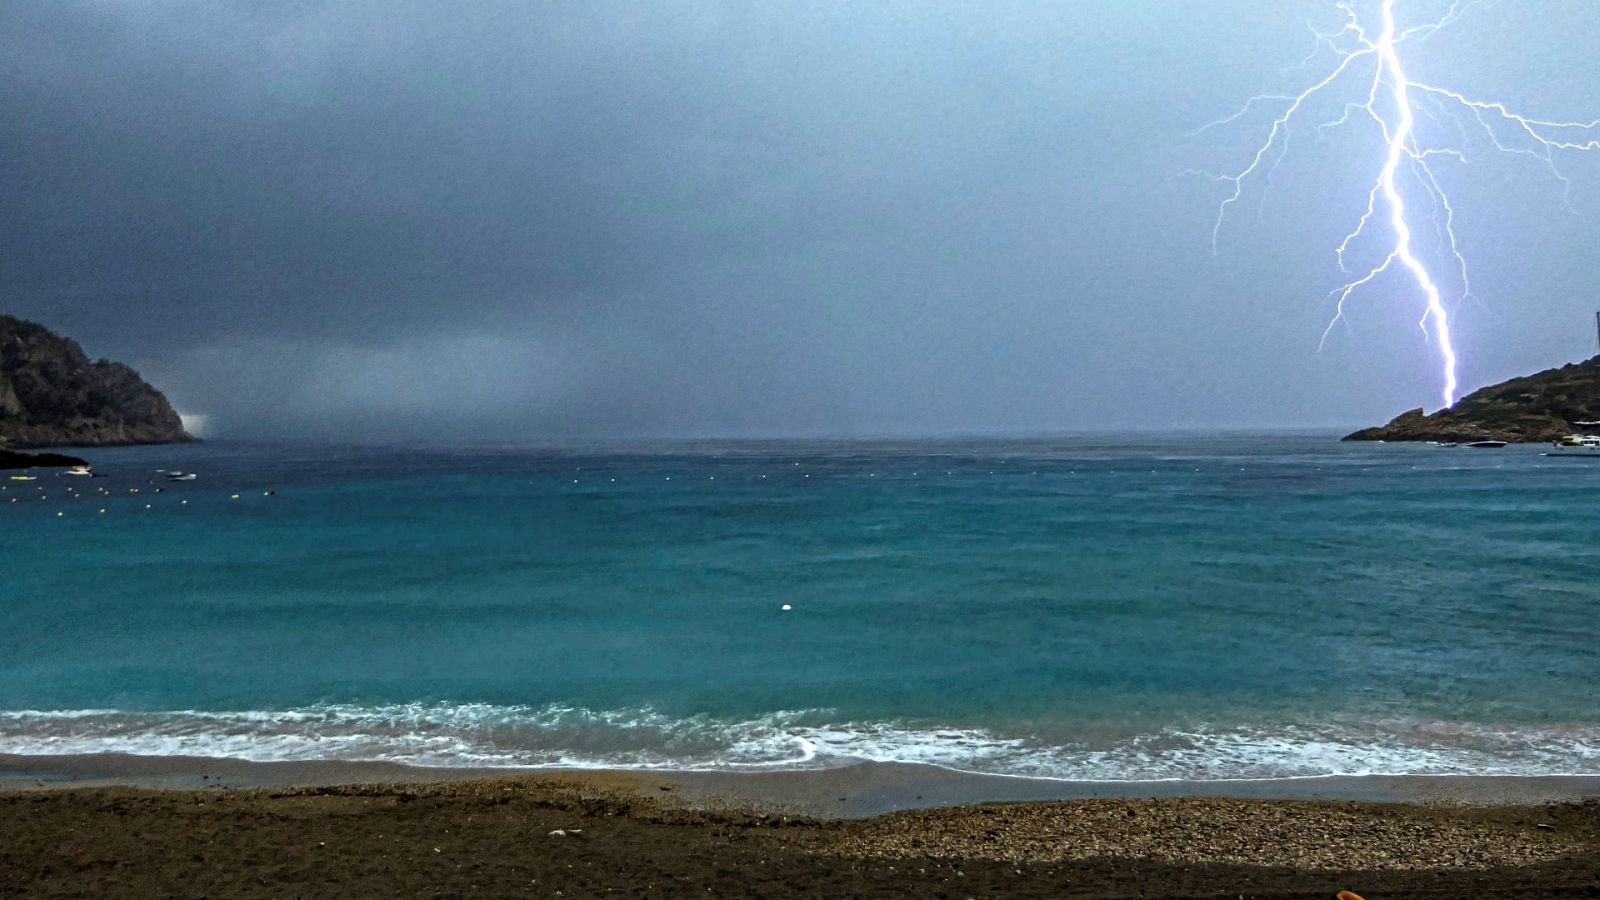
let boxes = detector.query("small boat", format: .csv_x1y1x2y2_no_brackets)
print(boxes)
63,465,93,476
166,472,197,481
1465,440,1507,449
8,474,35,481
1546,434,1600,457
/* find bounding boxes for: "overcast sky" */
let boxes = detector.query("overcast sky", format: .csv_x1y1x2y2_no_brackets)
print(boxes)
4,0,1599,440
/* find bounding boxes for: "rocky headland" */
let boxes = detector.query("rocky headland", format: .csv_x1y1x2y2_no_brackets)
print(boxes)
0,314,192,449
0,449,90,471
1344,356,1600,443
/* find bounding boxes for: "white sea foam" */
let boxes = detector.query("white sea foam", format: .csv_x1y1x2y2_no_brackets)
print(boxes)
2,704,1599,780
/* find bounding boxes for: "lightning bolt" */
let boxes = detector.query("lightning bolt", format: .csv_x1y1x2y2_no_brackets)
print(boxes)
1198,0,1600,409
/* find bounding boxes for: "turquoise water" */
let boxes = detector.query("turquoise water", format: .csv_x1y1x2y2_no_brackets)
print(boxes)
2,435,1597,779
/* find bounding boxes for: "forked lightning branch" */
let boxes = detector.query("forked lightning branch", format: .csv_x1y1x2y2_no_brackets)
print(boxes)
1198,0,1600,409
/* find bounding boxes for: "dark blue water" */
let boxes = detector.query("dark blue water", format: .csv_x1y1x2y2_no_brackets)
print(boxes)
2,435,1597,778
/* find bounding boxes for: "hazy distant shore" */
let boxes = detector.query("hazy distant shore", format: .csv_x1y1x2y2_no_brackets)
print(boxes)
4,753,1599,817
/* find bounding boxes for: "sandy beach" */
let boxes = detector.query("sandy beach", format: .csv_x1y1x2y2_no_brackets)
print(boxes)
3,756,1598,897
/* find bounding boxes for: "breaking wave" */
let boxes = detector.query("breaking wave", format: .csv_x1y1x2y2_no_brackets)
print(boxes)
4,703,1600,780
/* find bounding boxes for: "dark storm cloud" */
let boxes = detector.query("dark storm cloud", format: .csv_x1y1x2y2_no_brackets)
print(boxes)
3,3,674,339
3,1,1599,438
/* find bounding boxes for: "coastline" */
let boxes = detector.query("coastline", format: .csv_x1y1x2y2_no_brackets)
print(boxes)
3,757,1597,898
5,753,1599,817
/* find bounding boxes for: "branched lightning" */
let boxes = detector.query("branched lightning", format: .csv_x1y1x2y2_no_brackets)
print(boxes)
1198,0,1600,409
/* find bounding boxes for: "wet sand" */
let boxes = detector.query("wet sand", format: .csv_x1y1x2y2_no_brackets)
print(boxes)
3,756,1599,897
6,753,1600,816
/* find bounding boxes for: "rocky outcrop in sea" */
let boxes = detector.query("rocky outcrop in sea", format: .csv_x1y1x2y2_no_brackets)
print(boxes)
1345,356,1600,443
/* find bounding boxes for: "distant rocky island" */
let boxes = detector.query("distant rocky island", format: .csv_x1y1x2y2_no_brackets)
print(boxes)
0,314,192,453
1345,356,1600,443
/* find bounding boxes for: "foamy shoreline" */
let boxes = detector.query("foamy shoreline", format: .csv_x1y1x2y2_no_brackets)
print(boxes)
7,704,1598,783
5,753,1599,817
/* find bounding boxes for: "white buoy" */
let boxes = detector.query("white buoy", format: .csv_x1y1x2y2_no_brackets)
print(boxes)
781,604,792,611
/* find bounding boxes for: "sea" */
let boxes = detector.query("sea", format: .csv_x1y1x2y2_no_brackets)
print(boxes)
2,434,1598,782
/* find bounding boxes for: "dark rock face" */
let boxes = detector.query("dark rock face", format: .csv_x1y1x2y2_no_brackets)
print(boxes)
0,315,193,449
1344,356,1600,443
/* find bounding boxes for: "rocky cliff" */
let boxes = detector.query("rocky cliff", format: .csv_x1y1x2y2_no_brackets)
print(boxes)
1344,356,1600,442
0,315,193,448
